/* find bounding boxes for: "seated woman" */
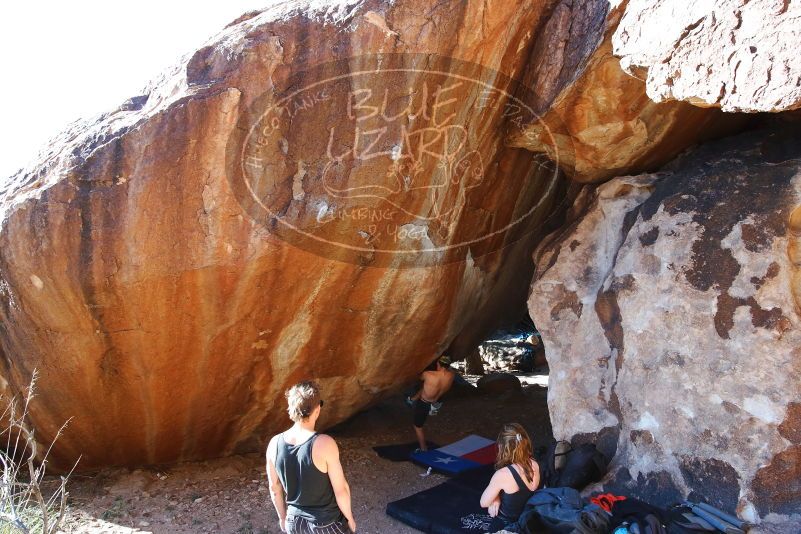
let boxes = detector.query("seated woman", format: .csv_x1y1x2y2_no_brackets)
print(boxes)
480,423,540,532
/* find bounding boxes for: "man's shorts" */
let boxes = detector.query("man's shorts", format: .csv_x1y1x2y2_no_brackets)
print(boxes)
413,399,431,428
286,514,353,534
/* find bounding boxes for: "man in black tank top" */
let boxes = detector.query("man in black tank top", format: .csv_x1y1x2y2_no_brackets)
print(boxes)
267,381,356,533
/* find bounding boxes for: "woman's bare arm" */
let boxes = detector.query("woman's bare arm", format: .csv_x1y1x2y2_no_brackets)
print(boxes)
479,470,505,508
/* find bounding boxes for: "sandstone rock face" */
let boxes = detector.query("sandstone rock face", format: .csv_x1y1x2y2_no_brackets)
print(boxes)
529,127,801,520
0,0,570,470
0,0,767,474
614,0,801,112
507,0,745,182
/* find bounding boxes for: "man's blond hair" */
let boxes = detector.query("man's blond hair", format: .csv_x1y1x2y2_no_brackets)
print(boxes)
285,381,321,422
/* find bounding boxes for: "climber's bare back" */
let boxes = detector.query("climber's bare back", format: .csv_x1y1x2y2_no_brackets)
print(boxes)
420,368,455,402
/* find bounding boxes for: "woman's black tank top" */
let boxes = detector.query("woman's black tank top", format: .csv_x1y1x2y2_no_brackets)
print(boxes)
498,464,536,522
275,433,341,524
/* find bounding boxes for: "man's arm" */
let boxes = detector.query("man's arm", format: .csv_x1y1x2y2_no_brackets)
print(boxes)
319,435,356,531
266,437,288,531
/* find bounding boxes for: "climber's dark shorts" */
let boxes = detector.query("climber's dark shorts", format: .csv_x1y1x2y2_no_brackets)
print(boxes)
413,399,431,428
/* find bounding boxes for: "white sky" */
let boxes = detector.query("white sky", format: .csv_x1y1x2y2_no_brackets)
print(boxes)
0,1,272,179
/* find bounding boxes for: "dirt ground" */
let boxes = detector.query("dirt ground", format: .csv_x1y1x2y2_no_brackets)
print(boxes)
58,373,552,534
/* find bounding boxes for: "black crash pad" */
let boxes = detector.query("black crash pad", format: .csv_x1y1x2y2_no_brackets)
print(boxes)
386,465,495,533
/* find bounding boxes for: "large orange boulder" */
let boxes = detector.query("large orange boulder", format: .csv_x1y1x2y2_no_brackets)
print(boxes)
0,0,740,471
0,0,570,470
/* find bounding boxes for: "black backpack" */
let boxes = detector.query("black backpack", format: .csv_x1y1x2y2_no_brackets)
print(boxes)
537,440,608,490
536,440,570,488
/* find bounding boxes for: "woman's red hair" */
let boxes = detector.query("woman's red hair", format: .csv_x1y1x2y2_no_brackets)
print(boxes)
495,423,535,482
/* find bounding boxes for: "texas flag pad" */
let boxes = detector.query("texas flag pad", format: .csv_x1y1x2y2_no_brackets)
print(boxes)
410,435,497,475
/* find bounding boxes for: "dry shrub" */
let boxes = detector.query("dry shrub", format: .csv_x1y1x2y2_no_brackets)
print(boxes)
0,370,78,533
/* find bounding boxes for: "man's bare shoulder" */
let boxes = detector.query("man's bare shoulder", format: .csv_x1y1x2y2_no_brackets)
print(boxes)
314,434,339,458
314,434,338,451
267,432,285,449
265,434,281,464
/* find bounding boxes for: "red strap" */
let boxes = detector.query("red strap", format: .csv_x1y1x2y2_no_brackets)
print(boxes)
590,493,627,513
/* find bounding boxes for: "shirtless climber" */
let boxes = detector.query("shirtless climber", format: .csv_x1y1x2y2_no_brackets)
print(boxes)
409,356,456,451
